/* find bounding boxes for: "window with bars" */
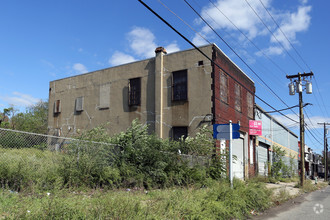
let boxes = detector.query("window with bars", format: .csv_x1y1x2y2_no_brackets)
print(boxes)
234,83,241,112
220,70,228,103
129,77,141,106
172,70,188,101
247,92,254,118
172,126,188,141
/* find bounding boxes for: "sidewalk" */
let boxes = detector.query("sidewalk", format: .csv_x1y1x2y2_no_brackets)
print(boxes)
266,178,327,198
266,182,300,197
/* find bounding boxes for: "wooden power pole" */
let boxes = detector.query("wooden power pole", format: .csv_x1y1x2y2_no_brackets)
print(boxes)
287,72,313,187
318,122,330,181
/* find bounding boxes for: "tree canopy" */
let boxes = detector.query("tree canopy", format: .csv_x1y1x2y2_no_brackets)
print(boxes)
0,100,48,134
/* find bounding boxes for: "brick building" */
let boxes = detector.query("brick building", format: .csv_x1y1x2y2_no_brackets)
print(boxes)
48,43,255,179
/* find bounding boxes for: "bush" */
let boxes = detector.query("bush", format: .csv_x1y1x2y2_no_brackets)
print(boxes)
0,119,227,191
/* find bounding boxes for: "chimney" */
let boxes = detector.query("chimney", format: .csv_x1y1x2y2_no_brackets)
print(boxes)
155,47,167,55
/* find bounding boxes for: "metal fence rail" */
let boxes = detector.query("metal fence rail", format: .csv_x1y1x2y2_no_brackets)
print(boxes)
0,127,113,150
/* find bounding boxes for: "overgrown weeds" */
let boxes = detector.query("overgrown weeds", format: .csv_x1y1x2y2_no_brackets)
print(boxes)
0,180,272,219
0,120,227,191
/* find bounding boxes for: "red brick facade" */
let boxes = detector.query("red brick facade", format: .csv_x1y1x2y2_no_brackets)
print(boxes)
211,45,257,178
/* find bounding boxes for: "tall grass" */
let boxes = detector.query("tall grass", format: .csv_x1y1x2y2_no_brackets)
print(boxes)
0,121,275,219
0,148,61,191
0,180,272,219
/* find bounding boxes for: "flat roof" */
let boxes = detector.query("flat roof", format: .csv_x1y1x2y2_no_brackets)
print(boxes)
50,43,254,85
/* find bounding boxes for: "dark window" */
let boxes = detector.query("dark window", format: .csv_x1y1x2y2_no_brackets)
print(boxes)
234,83,241,112
247,92,253,118
54,100,61,114
172,126,188,141
129,77,141,106
198,60,204,66
220,70,228,103
172,70,187,101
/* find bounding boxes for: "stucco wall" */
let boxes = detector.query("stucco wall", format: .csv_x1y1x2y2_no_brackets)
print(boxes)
48,45,214,138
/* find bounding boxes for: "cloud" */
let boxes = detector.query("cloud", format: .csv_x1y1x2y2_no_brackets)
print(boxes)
197,0,312,56
109,27,180,66
165,42,180,54
127,27,157,58
0,92,40,107
109,51,136,66
73,63,88,74
192,34,208,46
270,5,311,49
199,0,269,39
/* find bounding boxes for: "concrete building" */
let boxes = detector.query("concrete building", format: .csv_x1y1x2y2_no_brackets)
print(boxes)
48,44,255,179
255,105,299,177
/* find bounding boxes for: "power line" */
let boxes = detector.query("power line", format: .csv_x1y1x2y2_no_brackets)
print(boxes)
206,0,288,76
305,124,323,146
257,0,330,121
304,108,323,137
244,0,305,72
158,0,287,101
312,75,330,118
138,0,299,124
156,0,211,45
183,0,300,119
258,0,312,71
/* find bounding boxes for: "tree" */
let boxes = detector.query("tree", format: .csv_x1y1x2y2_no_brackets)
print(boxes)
0,107,16,128
271,145,287,180
1,100,48,134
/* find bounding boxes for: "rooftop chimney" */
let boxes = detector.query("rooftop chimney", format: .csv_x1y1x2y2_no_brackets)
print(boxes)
155,47,167,55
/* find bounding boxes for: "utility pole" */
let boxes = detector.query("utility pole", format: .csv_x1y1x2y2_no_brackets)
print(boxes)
318,122,330,181
287,72,313,187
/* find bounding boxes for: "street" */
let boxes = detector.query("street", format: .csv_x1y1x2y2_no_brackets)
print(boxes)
259,185,330,220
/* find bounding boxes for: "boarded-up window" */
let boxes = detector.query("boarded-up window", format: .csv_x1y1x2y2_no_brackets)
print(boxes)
129,77,141,106
172,70,188,101
99,84,110,109
54,100,61,114
75,97,84,112
172,126,188,141
235,83,241,112
247,92,253,118
220,70,228,103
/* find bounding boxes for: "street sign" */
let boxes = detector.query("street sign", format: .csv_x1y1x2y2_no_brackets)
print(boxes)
213,123,240,140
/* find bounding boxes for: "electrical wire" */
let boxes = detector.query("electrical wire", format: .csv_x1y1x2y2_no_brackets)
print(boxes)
258,0,312,71
304,124,323,146
243,0,305,72
183,0,300,120
206,0,288,76
138,0,299,124
258,0,330,120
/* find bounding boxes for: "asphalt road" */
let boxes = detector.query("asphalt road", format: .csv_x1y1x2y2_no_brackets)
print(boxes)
257,185,330,220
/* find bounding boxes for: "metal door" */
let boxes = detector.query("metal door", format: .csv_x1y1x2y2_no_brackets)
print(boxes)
232,138,244,179
258,143,269,176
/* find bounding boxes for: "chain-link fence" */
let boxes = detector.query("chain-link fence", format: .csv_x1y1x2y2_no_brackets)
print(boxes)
0,127,117,170
0,127,119,190
0,127,114,150
0,127,215,190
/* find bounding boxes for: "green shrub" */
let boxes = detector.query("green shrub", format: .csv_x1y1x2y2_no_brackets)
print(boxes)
0,119,227,191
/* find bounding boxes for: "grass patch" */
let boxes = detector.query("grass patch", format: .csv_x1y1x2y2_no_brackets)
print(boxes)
300,179,328,193
0,180,272,219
